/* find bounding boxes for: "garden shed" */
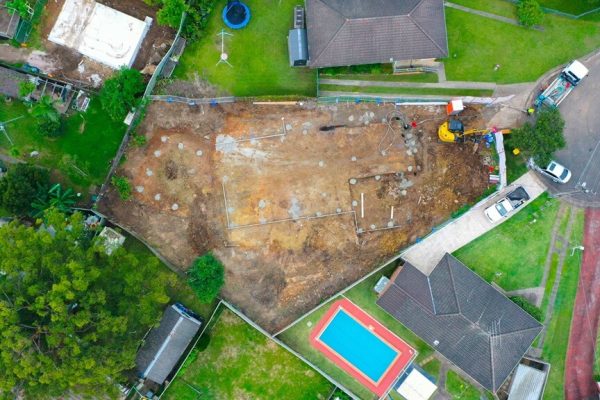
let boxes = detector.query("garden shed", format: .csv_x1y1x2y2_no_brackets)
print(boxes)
288,28,308,67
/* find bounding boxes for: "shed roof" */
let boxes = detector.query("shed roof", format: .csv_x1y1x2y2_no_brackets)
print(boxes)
0,65,27,98
508,364,547,400
377,254,542,392
288,28,308,65
135,304,202,385
306,0,448,68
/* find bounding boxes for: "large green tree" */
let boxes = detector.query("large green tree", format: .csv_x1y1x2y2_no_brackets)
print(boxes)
99,68,145,121
188,253,224,303
0,211,172,398
0,163,49,216
517,0,543,27
510,107,566,166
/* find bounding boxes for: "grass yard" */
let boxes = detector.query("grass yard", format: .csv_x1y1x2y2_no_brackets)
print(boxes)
453,194,560,291
444,7,600,83
421,358,442,379
542,209,585,399
0,98,126,194
174,0,316,97
319,84,494,97
449,0,518,18
161,306,333,400
278,263,434,400
446,370,482,400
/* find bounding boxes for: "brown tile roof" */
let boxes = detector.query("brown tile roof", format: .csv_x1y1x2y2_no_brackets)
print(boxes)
306,0,448,68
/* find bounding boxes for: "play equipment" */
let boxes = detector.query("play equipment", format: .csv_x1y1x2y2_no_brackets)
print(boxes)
222,1,251,29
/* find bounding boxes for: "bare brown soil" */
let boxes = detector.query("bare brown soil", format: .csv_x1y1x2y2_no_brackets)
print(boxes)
99,101,492,332
14,0,175,84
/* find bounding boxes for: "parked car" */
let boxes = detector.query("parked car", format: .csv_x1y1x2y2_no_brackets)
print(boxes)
542,160,572,184
484,186,530,223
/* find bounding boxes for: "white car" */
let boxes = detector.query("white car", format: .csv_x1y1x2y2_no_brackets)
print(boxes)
542,160,572,184
484,186,530,223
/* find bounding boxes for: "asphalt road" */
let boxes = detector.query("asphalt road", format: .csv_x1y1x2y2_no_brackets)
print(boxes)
539,54,600,207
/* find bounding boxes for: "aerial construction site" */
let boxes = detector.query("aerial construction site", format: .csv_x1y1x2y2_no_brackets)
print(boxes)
100,100,495,331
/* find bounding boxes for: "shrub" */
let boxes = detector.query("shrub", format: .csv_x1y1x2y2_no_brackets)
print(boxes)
0,163,50,215
132,134,148,147
510,296,543,321
518,0,543,27
111,176,132,200
187,253,225,303
18,80,36,98
32,96,63,137
157,0,188,29
100,68,145,121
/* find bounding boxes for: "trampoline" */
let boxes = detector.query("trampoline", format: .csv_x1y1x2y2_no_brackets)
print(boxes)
222,1,251,29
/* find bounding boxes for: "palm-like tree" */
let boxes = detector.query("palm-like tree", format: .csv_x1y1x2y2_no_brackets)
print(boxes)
32,183,76,217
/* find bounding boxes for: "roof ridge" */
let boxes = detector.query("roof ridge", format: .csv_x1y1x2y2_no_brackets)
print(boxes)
393,281,438,316
310,0,347,66
445,254,462,315
407,0,448,55
408,0,427,15
495,324,543,338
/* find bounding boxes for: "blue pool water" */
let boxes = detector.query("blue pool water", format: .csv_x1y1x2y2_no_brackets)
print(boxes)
319,310,398,382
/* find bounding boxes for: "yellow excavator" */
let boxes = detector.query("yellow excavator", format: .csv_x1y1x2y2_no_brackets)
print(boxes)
438,119,511,143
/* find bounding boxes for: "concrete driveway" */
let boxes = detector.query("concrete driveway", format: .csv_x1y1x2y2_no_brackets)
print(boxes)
401,171,546,274
537,54,600,207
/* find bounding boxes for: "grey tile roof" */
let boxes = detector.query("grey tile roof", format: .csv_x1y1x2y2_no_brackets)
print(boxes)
0,65,27,98
135,304,202,385
377,254,542,392
306,0,448,68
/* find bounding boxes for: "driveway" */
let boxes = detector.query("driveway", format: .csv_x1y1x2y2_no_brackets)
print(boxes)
536,54,600,207
401,171,546,274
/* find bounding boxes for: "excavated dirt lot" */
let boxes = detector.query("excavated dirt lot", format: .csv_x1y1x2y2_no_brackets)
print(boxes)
100,101,493,332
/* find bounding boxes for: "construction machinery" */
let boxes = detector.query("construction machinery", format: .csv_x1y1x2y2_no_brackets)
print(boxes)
535,60,588,108
438,119,510,143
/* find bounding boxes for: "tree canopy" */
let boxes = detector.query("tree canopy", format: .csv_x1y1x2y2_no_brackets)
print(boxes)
0,211,172,398
32,96,62,137
188,253,225,303
509,107,566,166
0,163,49,216
99,68,145,121
157,0,188,29
517,0,543,28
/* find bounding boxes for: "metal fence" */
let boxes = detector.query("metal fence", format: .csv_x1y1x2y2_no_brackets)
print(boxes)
94,12,187,206
13,0,46,43
502,0,600,19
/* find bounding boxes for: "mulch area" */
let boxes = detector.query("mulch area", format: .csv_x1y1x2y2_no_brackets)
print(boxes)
565,208,600,400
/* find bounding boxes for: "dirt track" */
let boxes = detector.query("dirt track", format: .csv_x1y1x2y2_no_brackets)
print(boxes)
99,101,493,331
565,209,600,400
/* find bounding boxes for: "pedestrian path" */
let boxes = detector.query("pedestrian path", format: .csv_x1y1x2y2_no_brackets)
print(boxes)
319,78,497,90
401,171,546,274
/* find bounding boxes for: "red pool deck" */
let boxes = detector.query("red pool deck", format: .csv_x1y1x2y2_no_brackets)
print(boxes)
310,298,416,397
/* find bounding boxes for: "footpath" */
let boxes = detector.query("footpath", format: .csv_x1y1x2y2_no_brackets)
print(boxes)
565,208,600,400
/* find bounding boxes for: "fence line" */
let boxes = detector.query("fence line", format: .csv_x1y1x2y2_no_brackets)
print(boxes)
221,300,360,400
502,0,600,19
94,12,187,206
148,95,235,104
157,300,223,399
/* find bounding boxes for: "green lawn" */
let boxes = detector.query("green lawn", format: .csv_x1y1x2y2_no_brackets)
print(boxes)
421,358,442,379
446,370,482,400
0,98,126,194
319,84,494,97
445,7,600,83
161,306,333,400
542,209,585,399
453,194,560,291
174,0,316,97
449,0,518,18
278,263,434,400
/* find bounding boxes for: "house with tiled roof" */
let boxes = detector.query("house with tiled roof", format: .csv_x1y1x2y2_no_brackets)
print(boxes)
305,0,448,68
377,253,543,392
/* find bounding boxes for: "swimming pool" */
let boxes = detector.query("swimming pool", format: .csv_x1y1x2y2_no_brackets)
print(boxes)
310,299,415,396
319,309,398,382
